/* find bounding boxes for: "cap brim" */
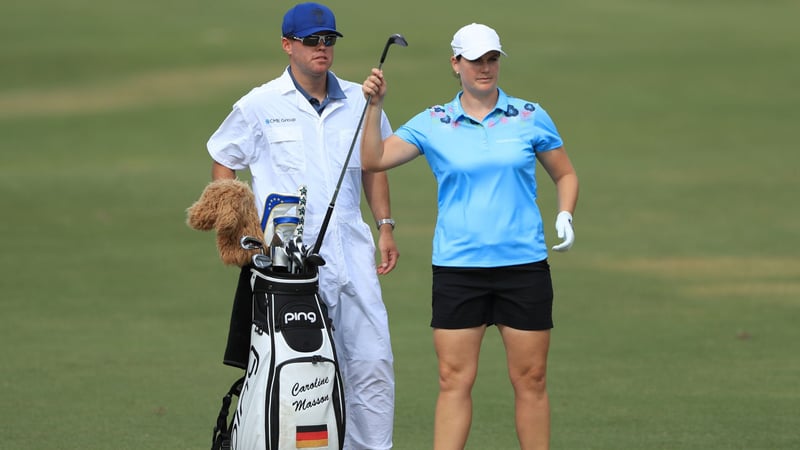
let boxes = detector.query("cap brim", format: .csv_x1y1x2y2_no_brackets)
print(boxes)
460,47,507,60
293,27,343,38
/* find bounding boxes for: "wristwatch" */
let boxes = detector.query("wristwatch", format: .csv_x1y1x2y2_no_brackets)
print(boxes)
376,218,396,230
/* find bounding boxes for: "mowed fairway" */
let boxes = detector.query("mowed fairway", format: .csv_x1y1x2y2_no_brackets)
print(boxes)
1,0,798,449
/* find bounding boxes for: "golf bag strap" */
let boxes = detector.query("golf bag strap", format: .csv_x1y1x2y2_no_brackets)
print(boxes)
211,375,245,450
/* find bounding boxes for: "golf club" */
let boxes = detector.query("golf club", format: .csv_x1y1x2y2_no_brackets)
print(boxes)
310,33,408,257
281,235,304,273
293,185,307,240
304,252,326,268
240,235,266,255
252,254,272,269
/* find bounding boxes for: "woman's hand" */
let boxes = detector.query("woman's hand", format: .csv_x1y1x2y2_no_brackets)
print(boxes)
362,68,386,105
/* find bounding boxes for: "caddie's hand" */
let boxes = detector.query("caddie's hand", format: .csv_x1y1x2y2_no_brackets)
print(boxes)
551,211,575,252
362,68,386,105
376,229,399,275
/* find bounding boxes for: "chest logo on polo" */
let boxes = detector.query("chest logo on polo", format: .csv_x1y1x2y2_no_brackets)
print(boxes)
265,117,298,124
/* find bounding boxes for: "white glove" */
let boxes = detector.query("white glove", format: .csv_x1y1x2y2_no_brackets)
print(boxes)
551,211,574,252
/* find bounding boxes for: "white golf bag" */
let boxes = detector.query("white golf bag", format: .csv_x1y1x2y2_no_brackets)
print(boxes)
211,187,345,450
212,268,345,450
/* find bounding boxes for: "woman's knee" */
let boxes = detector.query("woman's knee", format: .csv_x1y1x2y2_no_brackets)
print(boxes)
509,365,547,395
438,363,478,392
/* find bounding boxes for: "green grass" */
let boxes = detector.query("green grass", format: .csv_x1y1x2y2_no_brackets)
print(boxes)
2,0,799,448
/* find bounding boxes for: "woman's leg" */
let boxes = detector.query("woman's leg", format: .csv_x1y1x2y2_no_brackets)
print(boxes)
498,326,551,450
432,326,486,450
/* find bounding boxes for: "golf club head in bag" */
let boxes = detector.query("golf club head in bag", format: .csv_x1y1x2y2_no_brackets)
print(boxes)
240,235,272,268
240,235,266,254
257,186,325,274
276,234,326,274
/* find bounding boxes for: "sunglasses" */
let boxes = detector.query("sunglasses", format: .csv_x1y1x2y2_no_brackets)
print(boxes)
291,34,338,47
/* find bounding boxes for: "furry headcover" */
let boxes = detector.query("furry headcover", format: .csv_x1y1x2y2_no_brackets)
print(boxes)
186,179,263,267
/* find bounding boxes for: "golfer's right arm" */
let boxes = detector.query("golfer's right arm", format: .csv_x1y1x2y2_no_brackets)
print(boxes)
361,68,419,172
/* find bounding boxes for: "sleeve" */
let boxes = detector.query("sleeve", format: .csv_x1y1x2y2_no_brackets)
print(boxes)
532,105,564,153
393,110,430,154
206,104,262,170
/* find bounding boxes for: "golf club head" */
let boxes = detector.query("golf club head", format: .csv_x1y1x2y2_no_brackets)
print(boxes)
271,245,289,270
285,236,305,272
252,254,272,269
240,235,265,251
379,33,408,66
305,253,326,268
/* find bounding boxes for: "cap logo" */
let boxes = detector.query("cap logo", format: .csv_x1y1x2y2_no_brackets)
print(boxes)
313,8,325,25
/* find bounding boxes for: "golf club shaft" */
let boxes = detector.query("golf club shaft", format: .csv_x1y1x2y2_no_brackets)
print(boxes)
311,93,372,255
311,36,406,256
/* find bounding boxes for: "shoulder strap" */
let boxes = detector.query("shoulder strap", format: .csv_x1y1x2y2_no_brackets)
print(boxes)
211,375,245,450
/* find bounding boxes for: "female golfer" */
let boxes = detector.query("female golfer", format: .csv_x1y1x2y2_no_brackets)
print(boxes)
360,23,578,450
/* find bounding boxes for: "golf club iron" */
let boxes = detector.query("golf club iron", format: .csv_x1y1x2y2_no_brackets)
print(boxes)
285,236,305,272
240,235,266,255
252,254,272,269
310,33,408,258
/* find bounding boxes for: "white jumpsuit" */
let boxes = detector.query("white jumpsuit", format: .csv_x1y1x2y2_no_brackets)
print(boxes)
208,69,395,450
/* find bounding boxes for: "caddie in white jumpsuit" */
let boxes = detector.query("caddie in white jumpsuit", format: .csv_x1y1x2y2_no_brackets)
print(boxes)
205,4,398,449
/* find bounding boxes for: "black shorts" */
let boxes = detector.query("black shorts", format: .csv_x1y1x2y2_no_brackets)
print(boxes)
431,260,553,331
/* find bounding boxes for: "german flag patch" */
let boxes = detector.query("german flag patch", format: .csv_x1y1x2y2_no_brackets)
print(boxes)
296,424,328,448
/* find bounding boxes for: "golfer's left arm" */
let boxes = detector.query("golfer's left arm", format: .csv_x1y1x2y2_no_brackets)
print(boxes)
363,170,399,275
537,147,579,251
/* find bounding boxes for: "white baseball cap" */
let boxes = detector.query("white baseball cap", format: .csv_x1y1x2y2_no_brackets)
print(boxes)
451,23,507,60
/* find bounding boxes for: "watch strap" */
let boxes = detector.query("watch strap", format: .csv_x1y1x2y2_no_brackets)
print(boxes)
376,218,396,230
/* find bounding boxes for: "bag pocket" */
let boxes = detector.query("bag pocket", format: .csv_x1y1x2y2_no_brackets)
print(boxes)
270,357,343,450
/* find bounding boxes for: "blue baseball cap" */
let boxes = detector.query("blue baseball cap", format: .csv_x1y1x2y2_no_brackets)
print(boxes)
282,3,343,38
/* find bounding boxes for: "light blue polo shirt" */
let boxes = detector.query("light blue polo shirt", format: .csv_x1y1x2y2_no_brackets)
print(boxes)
395,88,563,267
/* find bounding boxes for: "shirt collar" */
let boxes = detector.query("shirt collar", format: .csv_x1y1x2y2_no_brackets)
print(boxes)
449,88,510,122
287,67,346,114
